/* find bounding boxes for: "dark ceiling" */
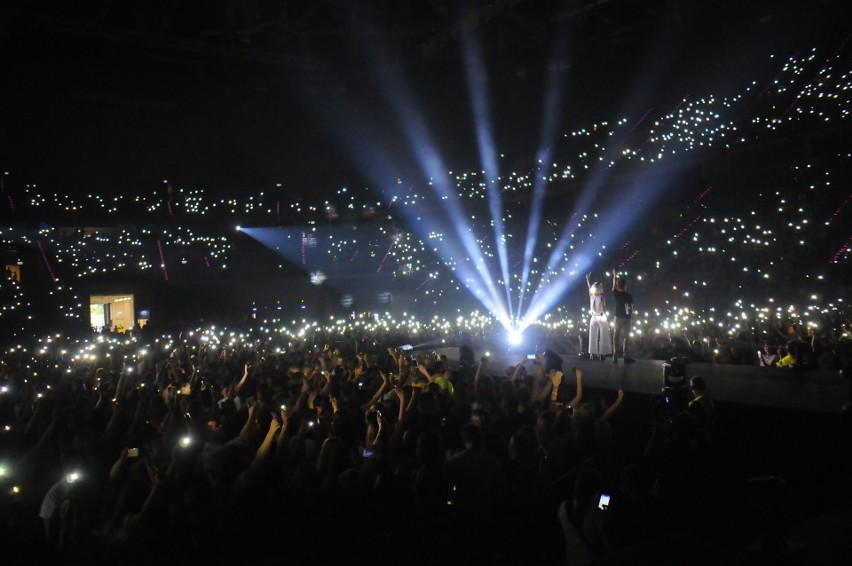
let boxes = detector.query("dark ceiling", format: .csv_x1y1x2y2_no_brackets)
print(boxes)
0,0,846,198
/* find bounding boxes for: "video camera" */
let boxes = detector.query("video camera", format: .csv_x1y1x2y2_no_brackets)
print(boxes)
662,357,688,388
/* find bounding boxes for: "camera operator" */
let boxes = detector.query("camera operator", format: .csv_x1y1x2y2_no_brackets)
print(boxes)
686,376,715,442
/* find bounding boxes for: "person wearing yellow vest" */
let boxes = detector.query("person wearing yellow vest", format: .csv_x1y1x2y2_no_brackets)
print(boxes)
687,376,714,431
417,354,454,395
530,351,583,410
776,342,797,368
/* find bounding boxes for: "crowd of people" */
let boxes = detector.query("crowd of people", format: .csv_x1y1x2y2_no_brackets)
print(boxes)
3,306,846,565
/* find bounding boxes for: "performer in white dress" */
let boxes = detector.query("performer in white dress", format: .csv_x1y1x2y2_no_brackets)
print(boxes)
585,272,611,360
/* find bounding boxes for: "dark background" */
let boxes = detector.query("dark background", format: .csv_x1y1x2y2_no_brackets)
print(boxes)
2,0,847,200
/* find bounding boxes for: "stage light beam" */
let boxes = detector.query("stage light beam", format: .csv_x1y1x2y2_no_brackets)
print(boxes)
508,329,523,346
461,23,514,322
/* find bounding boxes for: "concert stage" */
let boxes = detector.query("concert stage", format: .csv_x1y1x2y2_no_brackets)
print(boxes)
437,348,848,415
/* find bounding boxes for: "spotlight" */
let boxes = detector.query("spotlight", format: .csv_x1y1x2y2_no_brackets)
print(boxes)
508,330,523,346
235,225,242,232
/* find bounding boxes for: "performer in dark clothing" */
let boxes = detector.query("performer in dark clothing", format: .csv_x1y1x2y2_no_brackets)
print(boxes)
611,268,634,363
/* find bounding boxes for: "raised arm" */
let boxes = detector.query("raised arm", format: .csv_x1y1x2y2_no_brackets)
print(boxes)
125,390,152,444
391,386,417,444
612,268,618,292
395,386,408,425
396,354,407,386
362,371,389,412
108,448,132,484
476,354,489,381
530,355,548,404
103,396,128,440
474,355,488,399
566,367,584,409
230,363,251,398
417,362,435,384
247,417,282,475
237,403,259,443
291,374,312,414
600,387,624,422
123,460,165,536
387,347,399,366
510,356,527,382
18,408,61,472
535,375,554,404
318,366,333,396
586,272,592,291
115,370,133,403
274,408,293,458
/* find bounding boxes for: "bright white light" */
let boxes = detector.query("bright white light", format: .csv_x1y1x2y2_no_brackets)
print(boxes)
508,330,523,346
